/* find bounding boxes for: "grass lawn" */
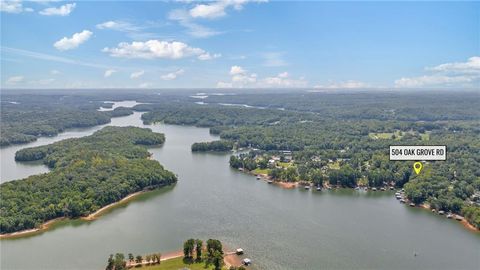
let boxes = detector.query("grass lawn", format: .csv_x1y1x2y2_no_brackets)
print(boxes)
328,161,341,170
420,132,430,141
140,257,219,270
369,132,399,140
252,168,270,175
277,162,292,168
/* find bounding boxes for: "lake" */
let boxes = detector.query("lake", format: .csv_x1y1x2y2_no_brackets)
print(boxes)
1,102,479,270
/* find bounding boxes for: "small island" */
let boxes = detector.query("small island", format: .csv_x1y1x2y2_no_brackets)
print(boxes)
105,239,248,270
0,126,177,236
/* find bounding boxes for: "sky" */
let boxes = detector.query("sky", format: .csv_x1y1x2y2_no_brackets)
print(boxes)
1,0,479,89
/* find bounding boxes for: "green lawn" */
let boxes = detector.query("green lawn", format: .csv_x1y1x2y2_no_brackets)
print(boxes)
420,132,430,141
252,168,270,175
328,161,341,170
140,257,218,270
277,162,292,168
369,132,400,140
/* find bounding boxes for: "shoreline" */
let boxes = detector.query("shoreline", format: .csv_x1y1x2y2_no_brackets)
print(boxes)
81,190,146,221
0,217,66,239
242,168,479,233
418,203,479,233
0,189,153,240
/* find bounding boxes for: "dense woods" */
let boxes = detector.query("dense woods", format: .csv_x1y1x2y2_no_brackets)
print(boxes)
1,90,479,231
0,126,177,234
140,91,480,229
191,140,234,152
0,94,133,146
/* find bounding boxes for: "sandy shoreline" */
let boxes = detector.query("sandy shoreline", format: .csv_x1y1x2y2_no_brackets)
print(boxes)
0,190,150,240
0,217,66,239
82,191,145,221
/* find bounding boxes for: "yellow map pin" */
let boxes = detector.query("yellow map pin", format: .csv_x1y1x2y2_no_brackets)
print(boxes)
413,162,423,175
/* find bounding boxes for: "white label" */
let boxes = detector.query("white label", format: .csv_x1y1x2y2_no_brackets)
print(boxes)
389,145,447,161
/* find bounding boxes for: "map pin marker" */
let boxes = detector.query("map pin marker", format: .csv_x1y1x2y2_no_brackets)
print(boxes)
413,162,423,175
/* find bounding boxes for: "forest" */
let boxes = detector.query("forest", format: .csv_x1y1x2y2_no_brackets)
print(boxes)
0,93,133,146
138,91,480,229
0,126,177,234
1,90,479,230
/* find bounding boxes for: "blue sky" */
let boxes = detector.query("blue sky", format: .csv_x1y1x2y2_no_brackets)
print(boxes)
1,0,479,89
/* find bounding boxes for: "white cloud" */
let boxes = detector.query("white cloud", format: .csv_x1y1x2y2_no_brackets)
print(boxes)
139,82,151,88
169,1,266,38
198,52,221,60
104,69,117,78
261,72,307,88
1,0,33,13
130,70,145,79
230,65,246,75
218,66,306,88
39,3,75,16
189,0,267,19
278,71,289,78
168,9,222,38
6,75,24,85
394,75,475,88
96,20,164,40
189,2,227,19
161,69,185,80
314,80,370,89
54,30,92,51
50,69,61,75
427,56,480,75
395,56,480,88
33,78,55,85
96,20,141,32
103,40,218,60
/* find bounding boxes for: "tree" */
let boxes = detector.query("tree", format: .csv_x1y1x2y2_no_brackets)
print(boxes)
206,239,223,257
106,254,114,270
135,255,143,264
195,239,203,261
184,238,195,258
114,253,126,270
311,169,325,187
128,253,134,263
212,250,224,270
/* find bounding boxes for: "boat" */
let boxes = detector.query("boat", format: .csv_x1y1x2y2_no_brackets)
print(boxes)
242,258,252,266
316,187,322,191
354,187,360,190
400,199,406,203
236,248,244,255
267,180,273,184
380,187,386,191
395,195,402,200
438,210,445,215
455,215,463,221
389,186,394,190
431,209,436,213
372,187,377,191
395,192,401,196
256,176,261,180
304,185,311,190
447,213,453,219
409,203,415,207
